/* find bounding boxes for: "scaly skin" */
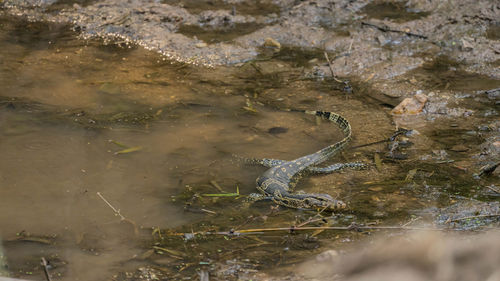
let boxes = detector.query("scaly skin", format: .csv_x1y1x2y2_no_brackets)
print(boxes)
253,110,361,211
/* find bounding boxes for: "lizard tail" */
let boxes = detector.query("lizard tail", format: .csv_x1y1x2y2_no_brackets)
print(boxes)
289,109,352,163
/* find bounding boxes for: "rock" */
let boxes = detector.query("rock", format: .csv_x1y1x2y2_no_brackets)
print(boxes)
391,93,428,115
315,250,338,262
263,37,281,49
195,42,207,48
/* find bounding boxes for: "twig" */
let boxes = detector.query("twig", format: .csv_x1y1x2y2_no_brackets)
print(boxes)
41,257,52,281
345,38,354,66
200,208,217,215
486,185,500,194
97,192,125,220
361,21,428,39
296,217,327,228
236,225,414,233
209,180,225,193
351,128,412,149
402,216,422,227
172,223,460,237
97,192,140,235
347,38,354,54
323,52,343,83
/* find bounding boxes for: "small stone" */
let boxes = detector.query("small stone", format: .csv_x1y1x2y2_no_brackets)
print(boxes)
391,93,428,115
263,37,281,49
195,42,207,48
377,34,387,45
461,38,474,51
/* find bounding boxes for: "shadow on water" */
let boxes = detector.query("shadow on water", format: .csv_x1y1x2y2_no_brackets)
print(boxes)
486,22,500,40
0,14,499,281
178,23,265,44
361,1,430,23
408,56,500,91
162,0,281,16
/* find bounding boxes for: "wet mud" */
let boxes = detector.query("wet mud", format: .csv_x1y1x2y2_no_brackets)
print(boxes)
0,0,499,280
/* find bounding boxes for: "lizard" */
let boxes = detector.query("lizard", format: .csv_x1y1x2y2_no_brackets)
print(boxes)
249,109,366,211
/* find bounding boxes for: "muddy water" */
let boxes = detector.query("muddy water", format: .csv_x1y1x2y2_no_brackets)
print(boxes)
0,13,499,281
0,16,383,280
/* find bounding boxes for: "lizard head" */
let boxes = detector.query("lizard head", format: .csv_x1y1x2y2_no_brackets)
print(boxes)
300,194,347,211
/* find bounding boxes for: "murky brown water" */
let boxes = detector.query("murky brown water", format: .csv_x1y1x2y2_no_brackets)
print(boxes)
0,16,384,280
0,12,499,281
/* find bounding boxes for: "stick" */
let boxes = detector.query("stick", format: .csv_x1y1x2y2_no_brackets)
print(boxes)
172,223,465,237
209,180,225,193
486,185,500,194
235,225,441,233
345,38,354,66
97,192,140,235
323,52,343,83
97,192,126,220
361,21,428,39
41,257,52,281
351,128,412,149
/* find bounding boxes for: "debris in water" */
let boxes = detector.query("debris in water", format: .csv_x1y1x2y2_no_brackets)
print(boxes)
202,186,240,197
114,145,143,155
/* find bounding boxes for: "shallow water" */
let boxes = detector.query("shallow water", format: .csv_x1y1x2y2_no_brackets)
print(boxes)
361,2,430,23
0,16,374,280
0,13,499,281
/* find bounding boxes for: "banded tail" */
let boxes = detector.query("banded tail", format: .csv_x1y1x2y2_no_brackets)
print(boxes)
290,109,352,165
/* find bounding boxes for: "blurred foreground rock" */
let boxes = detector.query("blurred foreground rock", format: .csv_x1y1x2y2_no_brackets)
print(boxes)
296,232,500,281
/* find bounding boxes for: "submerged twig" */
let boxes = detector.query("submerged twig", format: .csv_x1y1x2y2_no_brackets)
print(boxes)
209,180,225,193
172,223,465,238
96,192,140,235
200,208,217,215
361,21,428,39
41,257,52,281
97,192,125,220
202,186,240,197
234,224,442,234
